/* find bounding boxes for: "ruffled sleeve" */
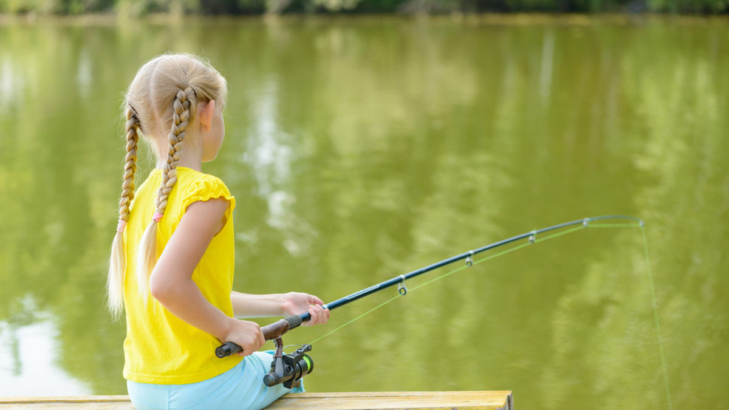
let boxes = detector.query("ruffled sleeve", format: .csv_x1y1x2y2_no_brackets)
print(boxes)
180,174,236,228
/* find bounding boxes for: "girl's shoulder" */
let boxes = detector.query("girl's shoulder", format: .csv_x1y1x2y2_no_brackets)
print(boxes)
130,167,235,232
175,167,235,214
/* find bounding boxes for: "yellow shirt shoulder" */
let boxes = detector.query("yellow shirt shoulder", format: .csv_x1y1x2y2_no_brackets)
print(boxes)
122,166,243,384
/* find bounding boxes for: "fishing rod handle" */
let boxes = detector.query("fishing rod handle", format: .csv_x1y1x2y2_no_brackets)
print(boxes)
262,314,302,339
215,315,303,358
215,342,242,358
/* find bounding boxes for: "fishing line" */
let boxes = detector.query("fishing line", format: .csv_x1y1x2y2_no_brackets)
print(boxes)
308,241,534,345
310,223,617,345
306,222,672,409
643,227,673,410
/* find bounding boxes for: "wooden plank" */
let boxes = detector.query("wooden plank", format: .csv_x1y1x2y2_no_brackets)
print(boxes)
267,391,514,410
0,396,134,410
0,397,130,403
0,391,513,410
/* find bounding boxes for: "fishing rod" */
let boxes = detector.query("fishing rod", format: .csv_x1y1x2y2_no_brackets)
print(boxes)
215,214,643,388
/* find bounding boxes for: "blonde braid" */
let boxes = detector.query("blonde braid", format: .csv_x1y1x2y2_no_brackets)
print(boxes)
136,87,197,301
157,87,196,216
120,107,140,224
106,105,140,320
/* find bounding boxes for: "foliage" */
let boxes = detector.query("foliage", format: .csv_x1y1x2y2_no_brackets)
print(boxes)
1,0,728,14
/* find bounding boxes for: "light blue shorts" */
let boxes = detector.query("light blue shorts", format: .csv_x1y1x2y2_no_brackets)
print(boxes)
126,350,305,410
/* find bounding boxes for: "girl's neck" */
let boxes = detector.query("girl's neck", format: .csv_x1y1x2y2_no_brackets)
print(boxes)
154,135,203,172
156,156,202,172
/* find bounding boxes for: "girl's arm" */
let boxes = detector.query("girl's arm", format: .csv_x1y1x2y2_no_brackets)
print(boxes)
230,291,286,318
149,198,265,355
231,291,331,326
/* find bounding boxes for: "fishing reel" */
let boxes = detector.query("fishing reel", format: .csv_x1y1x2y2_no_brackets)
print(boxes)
215,315,313,388
263,338,314,389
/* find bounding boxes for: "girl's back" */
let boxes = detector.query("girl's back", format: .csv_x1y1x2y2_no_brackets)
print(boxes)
122,166,242,384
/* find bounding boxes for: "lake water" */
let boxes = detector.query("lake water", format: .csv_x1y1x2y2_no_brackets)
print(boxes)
0,15,727,409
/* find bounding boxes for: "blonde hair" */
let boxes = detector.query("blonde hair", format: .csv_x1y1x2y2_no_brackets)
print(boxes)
107,52,228,320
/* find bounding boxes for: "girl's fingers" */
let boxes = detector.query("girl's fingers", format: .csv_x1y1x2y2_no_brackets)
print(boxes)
313,306,322,324
309,295,324,306
308,305,319,324
302,303,329,326
314,305,328,324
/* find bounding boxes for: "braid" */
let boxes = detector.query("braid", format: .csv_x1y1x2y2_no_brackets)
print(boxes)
156,87,196,216
106,104,140,320
136,86,197,302
120,107,140,225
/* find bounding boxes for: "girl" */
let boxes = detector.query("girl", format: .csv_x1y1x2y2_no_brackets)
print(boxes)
107,52,330,410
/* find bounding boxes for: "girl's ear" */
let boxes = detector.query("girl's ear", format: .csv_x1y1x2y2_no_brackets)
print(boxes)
199,99,216,132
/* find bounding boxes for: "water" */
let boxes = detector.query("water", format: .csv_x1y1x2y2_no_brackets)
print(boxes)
1,15,728,409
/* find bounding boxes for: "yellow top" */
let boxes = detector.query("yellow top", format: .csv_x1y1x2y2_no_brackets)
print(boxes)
122,166,244,384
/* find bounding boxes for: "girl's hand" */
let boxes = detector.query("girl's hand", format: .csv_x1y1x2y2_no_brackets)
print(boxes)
221,317,266,357
281,292,330,327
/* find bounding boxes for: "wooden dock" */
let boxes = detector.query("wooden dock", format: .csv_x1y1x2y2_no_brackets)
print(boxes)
0,391,513,409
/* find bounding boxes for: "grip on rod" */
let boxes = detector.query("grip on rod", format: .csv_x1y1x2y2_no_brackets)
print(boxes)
215,315,303,358
215,342,242,358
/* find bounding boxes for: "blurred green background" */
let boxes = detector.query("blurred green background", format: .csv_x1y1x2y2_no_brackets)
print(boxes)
0,15,728,409
1,0,728,17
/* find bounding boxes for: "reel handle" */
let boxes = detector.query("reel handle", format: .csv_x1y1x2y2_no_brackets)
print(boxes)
214,315,304,358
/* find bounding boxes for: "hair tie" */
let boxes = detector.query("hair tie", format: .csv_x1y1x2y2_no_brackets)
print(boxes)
153,212,164,222
117,220,127,233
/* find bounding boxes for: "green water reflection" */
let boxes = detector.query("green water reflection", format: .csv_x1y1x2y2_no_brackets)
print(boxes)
0,16,727,409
